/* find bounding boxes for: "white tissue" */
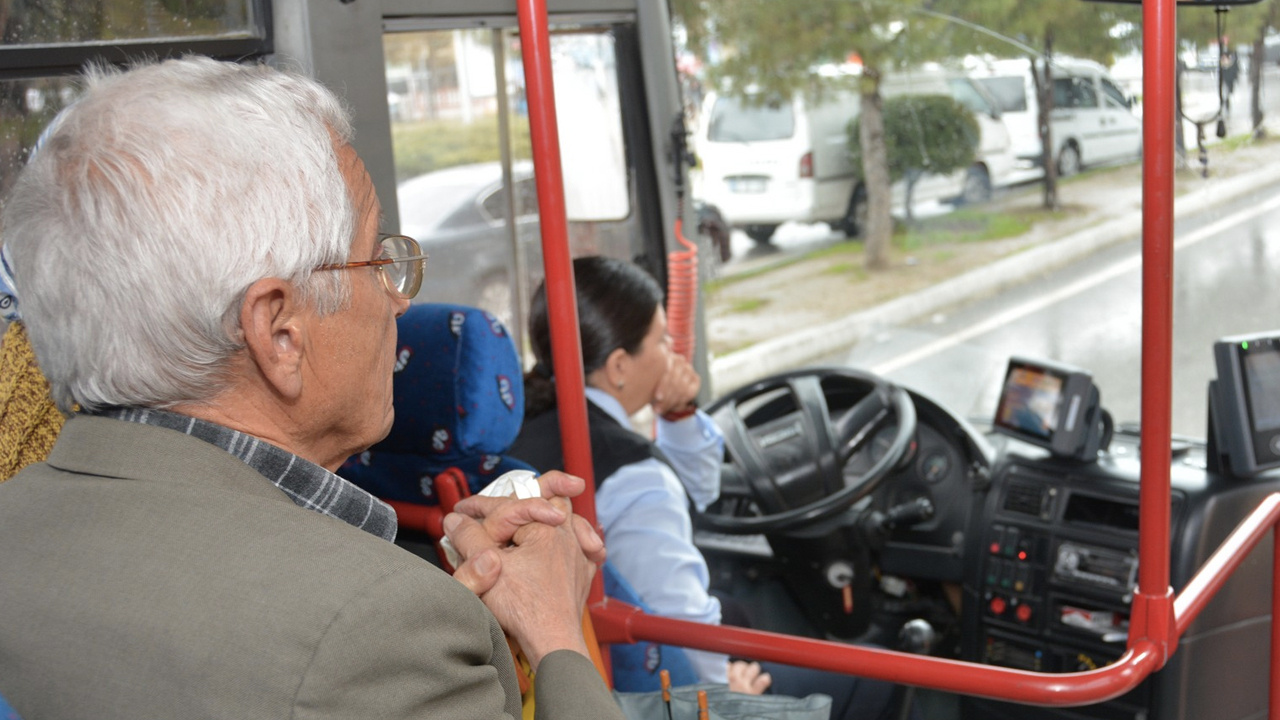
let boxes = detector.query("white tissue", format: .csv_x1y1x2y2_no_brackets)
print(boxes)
438,469,540,568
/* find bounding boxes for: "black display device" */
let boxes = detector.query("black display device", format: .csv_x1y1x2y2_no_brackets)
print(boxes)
993,356,1105,460
1208,331,1280,476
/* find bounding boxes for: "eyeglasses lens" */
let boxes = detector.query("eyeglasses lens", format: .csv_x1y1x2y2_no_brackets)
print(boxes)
380,234,423,298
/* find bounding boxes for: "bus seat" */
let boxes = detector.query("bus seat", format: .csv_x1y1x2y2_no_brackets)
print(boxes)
338,302,533,537
338,302,694,692
602,561,699,692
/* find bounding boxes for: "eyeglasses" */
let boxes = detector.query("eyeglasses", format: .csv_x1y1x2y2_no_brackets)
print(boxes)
316,234,428,300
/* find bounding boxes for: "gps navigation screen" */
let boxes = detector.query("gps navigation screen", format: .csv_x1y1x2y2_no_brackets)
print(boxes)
1243,341,1280,433
996,365,1063,440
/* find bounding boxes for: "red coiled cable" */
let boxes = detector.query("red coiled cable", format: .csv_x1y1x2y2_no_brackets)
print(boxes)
666,217,699,361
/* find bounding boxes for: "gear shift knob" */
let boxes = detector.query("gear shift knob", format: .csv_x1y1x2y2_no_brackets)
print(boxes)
898,618,936,655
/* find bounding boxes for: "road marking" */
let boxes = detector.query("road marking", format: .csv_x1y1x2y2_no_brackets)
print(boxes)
872,191,1280,375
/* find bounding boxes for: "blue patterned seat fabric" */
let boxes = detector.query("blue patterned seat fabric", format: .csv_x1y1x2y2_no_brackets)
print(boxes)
339,303,532,504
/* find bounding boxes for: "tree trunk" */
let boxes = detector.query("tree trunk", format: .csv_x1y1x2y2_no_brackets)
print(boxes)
1175,58,1187,165
903,172,917,225
859,86,892,271
1033,36,1058,211
1252,28,1266,138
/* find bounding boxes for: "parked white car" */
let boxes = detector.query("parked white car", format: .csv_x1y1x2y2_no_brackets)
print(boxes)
971,57,1142,183
694,69,1016,245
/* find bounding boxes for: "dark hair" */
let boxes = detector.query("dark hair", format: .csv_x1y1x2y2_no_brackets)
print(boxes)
524,256,663,417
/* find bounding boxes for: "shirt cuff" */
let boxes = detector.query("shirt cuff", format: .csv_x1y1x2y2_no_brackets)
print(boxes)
658,409,715,443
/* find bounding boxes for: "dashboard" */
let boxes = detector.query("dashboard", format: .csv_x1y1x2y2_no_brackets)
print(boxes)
961,432,1279,720
697,380,1280,720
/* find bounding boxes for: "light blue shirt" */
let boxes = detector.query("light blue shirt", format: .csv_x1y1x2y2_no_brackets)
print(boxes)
586,387,728,684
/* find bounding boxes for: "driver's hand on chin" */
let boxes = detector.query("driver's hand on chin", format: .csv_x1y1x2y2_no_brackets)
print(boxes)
652,354,701,418
727,660,772,695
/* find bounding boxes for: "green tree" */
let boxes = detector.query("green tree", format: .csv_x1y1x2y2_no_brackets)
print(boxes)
1246,1,1280,137
672,0,1142,265
929,0,1139,209
848,94,979,224
674,0,959,269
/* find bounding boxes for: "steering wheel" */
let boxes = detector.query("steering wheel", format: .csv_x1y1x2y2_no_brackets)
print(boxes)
700,367,917,535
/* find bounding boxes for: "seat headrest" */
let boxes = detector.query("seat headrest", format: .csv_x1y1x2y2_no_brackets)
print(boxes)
381,303,524,457
339,303,531,503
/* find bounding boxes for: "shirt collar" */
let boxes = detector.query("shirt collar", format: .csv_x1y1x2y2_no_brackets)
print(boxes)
100,407,397,542
585,386,630,427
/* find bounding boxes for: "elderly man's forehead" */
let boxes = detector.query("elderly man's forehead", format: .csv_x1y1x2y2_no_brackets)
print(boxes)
334,141,380,227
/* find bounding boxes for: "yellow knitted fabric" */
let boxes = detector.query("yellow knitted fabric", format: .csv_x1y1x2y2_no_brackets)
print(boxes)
0,322,64,481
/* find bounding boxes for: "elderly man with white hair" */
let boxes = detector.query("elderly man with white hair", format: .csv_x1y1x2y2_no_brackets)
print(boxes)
0,57,621,720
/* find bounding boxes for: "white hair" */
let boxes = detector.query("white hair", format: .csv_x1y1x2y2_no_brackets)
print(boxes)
3,57,357,413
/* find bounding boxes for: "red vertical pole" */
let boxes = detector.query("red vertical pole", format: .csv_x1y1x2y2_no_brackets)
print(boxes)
1133,0,1177,660
514,0,596,510
1272,528,1280,720
515,0,602,611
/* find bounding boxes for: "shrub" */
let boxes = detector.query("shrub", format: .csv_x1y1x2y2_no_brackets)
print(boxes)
847,94,979,183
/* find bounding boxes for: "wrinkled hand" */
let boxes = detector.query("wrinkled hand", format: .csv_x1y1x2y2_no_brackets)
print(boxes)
652,354,701,417
445,497,596,667
444,471,604,668
727,660,772,695
448,471,604,595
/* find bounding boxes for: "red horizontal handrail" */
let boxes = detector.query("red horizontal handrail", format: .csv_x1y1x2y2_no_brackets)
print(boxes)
1175,493,1280,635
590,601,1162,706
590,490,1280,709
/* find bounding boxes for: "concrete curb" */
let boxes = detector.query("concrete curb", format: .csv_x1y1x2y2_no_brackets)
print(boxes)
709,159,1280,394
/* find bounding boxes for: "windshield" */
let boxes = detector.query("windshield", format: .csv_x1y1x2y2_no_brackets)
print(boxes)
975,76,1027,113
679,0,1269,444
707,96,796,142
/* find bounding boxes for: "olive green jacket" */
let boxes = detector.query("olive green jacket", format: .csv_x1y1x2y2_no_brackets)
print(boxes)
0,415,621,720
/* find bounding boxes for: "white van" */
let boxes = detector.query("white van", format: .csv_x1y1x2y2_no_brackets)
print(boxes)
971,57,1141,183
694,70,1015,244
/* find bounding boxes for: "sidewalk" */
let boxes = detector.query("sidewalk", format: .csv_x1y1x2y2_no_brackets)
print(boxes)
706,131,1280,394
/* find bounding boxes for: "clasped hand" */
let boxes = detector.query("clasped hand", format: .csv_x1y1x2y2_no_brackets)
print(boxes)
443,471,604,668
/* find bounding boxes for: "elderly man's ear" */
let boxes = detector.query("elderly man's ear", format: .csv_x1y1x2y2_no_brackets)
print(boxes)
239,278,307,400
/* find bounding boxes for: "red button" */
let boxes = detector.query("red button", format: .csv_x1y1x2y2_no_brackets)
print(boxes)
989,597,1007,616
1016,604,1033,622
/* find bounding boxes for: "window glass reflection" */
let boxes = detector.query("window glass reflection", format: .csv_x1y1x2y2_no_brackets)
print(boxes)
1,0,256,44
385,25,634,338
0,77,80,204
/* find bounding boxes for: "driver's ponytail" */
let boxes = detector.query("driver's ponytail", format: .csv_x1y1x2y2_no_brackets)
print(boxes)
524,256,663,418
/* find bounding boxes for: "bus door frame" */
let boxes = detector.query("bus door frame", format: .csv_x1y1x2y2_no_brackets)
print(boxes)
520,0,1280,711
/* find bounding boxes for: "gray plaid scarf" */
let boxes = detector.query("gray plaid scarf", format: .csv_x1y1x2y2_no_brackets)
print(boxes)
102,408,396,542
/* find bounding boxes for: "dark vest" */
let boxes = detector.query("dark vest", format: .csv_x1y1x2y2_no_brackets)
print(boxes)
510,400,671,488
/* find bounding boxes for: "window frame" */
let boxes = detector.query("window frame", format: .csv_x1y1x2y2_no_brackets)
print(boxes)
0,0,273,80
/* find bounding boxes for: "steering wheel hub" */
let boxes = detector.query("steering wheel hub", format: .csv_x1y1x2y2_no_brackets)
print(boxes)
700,368,917,534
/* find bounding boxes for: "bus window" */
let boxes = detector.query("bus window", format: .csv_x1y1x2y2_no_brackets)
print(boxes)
1,1,258,44
383,23,633,335
0,1,271,205
0,76,80,199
